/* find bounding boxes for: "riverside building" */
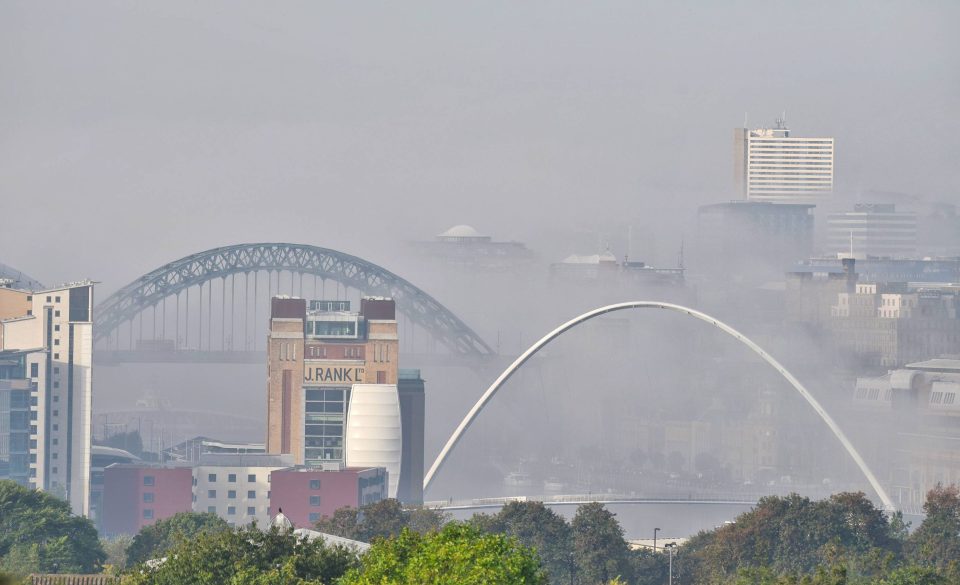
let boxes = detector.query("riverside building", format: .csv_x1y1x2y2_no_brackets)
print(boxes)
266,296,420,500
0,278,95,516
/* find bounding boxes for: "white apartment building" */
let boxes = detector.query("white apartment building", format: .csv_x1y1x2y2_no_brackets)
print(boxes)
734,120,834,203
827,204,918,258
0,280,94,516
193,454,294,527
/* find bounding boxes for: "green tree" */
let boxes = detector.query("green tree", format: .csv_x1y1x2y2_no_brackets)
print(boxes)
907,484,960,579
314,506,361,540
102,535,133,573
472,501,574,585
629,548,669,585
404,506,449,535
357,498,406,541
315,499,449,541
125,511,229,565
0,480,105,575
341,522,546,585
125,525,358,585
678,492,901,581
571,502,632,585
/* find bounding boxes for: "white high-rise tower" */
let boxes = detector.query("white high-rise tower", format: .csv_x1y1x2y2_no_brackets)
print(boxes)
734,116,834,203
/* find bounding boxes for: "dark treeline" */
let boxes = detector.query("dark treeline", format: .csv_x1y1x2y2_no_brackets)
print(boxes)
2,479,960,584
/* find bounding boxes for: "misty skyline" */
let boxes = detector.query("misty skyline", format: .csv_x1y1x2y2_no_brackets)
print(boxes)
2,1,958,291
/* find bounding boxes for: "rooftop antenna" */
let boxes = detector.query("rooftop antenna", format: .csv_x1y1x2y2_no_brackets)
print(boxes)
849,230,854,258
678,238,685,270
626,225,633,264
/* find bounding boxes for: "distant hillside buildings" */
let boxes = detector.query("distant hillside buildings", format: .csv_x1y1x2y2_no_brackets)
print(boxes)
787,258,960,368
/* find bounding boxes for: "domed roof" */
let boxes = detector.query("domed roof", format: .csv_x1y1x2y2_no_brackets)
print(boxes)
438,224,485,239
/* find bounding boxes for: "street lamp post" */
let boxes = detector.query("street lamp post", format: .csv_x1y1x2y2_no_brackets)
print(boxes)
665,543,677,585
653,527,660,553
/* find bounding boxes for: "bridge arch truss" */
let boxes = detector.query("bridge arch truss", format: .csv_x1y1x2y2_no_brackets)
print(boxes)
94,243,493,357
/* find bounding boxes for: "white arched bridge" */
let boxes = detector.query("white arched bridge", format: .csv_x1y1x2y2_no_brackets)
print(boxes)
423,302,897,512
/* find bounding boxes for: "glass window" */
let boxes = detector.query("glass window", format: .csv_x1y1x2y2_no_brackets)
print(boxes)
208,474,217,482
309,479,321,490
227,506,236,515
208,490,216,498
310,495,321,506
247,474,256,482
228,490,237,499
30,363,38,377
143,475,155,486
208,506,216,513
247,507,256,516
143,493,154,503
228,474,237,483
309,513,320,523
143,509,154,519
247,490,256,499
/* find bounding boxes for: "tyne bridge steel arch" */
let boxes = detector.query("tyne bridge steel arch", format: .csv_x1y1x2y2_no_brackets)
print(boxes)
423,301,897,512
93,243,493,357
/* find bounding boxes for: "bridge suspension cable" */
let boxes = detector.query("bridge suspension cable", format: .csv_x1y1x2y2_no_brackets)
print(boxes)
423,301,896,512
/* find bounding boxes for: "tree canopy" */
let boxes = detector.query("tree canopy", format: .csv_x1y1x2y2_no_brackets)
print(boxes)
125,525,358,585
572,502,634,585
470,501,574,584
313,498,448,542
0,480,105,575
340,523,547,585
907,484,960,579
125,511,229,566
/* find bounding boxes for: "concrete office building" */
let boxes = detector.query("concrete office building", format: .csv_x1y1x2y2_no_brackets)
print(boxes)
826,203,918,258
0,278,95,516
194,454,295,528
697,200,814,276
100,459,387,535
267,296,419,500
734,119,834,203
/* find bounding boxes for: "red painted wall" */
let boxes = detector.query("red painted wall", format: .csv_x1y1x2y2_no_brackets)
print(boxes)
102,466,192,536
269,468,381,528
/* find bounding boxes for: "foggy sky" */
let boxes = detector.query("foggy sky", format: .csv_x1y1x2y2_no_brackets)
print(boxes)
2,0,958,290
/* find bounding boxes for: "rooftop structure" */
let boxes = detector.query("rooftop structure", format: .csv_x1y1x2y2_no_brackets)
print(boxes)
410,224,533,271
852,357,960,507
549,248,684,285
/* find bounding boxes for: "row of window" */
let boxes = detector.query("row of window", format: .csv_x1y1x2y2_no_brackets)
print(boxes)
202,473,260,483
203,489,261,499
